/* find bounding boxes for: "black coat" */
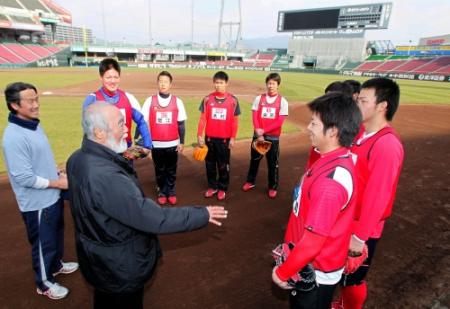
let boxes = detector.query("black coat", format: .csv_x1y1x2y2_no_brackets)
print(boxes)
67,137,209,293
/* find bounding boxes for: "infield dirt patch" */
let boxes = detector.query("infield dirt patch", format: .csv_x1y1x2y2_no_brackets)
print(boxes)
44,70,264,100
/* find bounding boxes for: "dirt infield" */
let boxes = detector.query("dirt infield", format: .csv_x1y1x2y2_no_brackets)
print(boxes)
45,71,264,99
0,103,449,308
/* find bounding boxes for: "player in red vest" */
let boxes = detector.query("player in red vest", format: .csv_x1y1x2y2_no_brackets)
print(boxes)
141,71,187,206
197,71,240,201
306,80,361,170
241,73,289,199
338,78,404,309
83,58,152,151
272,92,362,309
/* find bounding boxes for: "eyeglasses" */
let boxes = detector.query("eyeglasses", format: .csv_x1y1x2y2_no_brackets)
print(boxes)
20,96,39,104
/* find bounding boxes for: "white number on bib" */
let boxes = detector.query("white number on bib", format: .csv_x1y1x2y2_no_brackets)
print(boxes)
292,177,304,217
156,111,173,124
211,107,227,120
261,107,276,119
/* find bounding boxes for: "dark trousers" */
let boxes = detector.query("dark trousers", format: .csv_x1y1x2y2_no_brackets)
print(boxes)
289,283,336,309
341,238,379,286
152,146,178,197
94,288,144,309
21,198,64,290
246,138,280,189
205,137,230,191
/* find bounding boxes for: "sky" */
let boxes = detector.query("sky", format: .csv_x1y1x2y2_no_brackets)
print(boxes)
52,0,450,46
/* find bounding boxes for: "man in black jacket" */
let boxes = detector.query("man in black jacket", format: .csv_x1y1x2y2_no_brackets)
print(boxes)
66,102,228,309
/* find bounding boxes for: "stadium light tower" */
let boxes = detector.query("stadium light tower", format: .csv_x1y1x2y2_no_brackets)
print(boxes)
148,0,153,46
191,0,194,46
218,0,242,49
101,0,107,45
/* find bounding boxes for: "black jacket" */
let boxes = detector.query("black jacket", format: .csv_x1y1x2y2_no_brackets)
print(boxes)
67,137,209,293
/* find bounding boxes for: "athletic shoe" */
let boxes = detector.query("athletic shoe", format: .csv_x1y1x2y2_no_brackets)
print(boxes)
242,182,256,192
37,283,69,300
217,190,226,201
53,262,79,276
204,188,218,198
168,196,177,205
157,196,167,205
268,189,277,199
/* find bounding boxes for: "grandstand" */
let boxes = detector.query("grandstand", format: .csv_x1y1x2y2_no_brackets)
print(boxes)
0,0,79,67
351,40,450,78
0,42,62,64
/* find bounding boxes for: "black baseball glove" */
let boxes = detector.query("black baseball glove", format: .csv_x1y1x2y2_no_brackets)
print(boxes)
272,242,317,292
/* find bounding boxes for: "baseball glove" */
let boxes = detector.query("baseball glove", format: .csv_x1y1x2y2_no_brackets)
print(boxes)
252,140,272,155
123,145,148,161
193,145,208,161
343,244,369,275
272,243,317,292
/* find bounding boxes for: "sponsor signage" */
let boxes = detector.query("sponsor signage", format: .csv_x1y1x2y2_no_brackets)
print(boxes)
10,22,44,31
207,51,225,57
0,21,11,28
342,70,450,82
293,28,365,38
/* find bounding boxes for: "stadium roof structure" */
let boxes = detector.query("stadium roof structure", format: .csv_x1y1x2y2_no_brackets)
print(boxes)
0,0,72,32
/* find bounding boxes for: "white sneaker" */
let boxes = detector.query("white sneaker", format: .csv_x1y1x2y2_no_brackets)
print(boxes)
53,261,79,276
37,282,69,300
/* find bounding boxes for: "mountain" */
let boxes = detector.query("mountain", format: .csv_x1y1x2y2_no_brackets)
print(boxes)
241,35,290,50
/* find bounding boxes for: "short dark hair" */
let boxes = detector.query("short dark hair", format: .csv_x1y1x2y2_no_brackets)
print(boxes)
361,78,400,121
324,81,353,97
213,71,228,82
99,58,121,76
265,72,281,85
157,71,173,82
344,79,361,95
4,82,37,114
307,92,362,147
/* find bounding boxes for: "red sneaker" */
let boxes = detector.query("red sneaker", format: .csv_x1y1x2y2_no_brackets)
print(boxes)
242,182,256,192
168,196,177,205
204,188,218,198
217,190,226,201
157,196,167,205
268,189,277,199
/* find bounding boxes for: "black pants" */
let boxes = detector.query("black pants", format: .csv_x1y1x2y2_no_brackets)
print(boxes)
94,288,144,309
340,238,379,286
246,138,280,189
21,198,64,291
205,137,230,191
152,146,178,197
289,283,336,309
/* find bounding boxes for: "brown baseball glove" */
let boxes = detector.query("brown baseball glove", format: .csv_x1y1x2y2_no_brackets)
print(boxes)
193,145,208,161
252,140,272,155
123,145,148,161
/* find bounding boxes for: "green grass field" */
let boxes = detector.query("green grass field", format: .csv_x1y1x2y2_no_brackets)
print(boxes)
0,67,449,172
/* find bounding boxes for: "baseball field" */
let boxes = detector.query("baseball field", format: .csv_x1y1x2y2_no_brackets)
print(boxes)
0,67,449,308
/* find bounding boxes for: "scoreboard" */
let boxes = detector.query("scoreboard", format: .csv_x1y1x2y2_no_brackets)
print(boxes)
278,3,392,32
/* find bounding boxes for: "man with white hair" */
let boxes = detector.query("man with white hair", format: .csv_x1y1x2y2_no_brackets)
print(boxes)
66,102,228,309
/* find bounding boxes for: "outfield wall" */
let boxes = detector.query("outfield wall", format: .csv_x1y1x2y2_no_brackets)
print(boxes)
342,70,450,82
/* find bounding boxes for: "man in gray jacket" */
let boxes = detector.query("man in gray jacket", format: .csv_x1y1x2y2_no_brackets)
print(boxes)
66,102,228,309
2,82,78,300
